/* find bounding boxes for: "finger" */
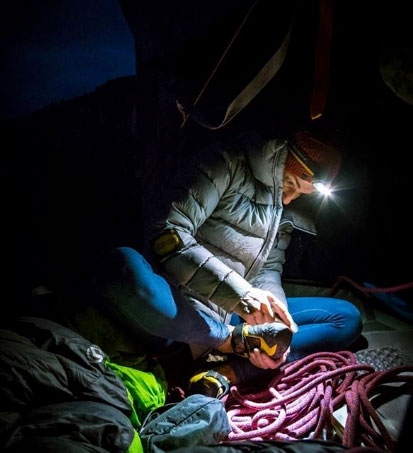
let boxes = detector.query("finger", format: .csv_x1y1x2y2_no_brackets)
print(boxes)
260,301,274,319
273,306,298,332
266,295,296,329
242,312,262,326
249,349,284,370
249,350,267,369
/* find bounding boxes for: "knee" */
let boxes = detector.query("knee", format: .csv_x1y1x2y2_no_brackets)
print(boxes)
94,246,158,299
334,298,363,335
96,247,177,317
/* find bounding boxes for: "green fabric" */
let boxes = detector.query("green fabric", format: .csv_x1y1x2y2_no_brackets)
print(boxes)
106,359,167,428
127,429,144,453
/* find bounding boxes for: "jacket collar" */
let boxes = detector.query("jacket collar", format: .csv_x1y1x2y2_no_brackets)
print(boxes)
245,137,287,188
245,136,317,235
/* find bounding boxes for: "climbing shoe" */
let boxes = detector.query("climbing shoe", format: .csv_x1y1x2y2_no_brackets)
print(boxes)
188,370,230,400
231,322,292,360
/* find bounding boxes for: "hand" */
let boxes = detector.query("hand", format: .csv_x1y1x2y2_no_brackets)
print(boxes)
239,288,298,332
248,346,290,370
266,290,298,333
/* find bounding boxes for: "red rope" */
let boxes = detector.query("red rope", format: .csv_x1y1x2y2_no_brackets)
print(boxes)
329,275,413,298
224,351,413,449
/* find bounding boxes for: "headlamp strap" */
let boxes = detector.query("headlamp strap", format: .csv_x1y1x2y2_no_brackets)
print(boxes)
287,139,324,181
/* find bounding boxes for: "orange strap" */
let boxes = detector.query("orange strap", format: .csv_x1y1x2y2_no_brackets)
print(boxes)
310,0,334,120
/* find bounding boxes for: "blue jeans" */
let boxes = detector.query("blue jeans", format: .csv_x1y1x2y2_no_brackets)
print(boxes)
84,247,362,374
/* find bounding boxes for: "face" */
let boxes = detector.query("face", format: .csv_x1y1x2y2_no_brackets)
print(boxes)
282,171,315,205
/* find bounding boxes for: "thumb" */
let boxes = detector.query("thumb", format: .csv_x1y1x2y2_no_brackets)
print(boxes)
274,307,298,333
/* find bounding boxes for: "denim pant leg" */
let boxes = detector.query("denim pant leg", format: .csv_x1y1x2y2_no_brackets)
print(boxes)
86,247,230,352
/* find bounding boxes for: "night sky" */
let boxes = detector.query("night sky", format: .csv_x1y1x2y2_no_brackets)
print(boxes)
0,0,135,123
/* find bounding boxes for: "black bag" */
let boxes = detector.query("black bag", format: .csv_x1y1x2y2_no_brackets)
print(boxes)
139,394,231,453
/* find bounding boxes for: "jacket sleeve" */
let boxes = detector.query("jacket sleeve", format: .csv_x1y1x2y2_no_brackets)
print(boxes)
151,149,253,313
250,222,294,307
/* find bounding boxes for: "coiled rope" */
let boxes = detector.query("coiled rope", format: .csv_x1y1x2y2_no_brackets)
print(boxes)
224,351,413,450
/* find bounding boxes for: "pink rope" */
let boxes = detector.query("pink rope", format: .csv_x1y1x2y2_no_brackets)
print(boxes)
224,351,413,449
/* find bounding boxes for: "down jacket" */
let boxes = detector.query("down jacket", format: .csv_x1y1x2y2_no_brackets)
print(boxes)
150,133,317,323
0,317,139,453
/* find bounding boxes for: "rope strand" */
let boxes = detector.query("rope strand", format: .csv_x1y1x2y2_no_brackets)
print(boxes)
224,351,413,449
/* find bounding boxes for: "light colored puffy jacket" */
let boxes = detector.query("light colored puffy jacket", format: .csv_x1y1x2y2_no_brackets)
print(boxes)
150,134,317,322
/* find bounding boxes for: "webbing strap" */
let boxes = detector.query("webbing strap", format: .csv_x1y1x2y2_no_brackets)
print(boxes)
177,18,293,131
231,323,248,356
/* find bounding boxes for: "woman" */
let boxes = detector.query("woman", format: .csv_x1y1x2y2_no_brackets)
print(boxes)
88,129,362,393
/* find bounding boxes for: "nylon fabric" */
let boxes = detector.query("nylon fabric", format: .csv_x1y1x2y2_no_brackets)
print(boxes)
151,133,317,321
139,394,231,453
106,359,167,428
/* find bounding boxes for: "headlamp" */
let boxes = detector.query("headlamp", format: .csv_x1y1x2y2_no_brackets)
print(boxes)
312,180,332,196
287,139,332,196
